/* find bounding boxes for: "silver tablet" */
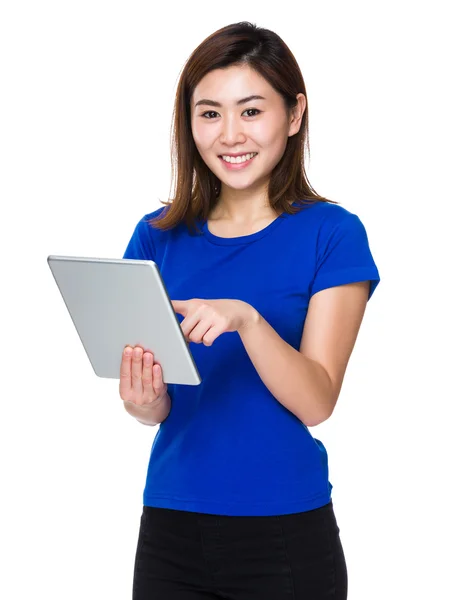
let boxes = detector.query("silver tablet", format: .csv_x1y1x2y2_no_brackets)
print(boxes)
47,255,202,385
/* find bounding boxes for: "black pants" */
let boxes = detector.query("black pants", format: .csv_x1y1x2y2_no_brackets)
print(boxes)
133,499,348,599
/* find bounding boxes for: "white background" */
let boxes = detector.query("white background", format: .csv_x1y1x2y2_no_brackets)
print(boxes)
1,1,462,598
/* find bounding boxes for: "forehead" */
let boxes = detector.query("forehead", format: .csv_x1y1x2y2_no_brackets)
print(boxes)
191,64,274,105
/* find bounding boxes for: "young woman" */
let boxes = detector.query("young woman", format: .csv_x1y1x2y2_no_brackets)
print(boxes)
121,21,380,600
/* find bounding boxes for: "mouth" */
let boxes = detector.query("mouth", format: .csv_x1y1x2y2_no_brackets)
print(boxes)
218,152,258,170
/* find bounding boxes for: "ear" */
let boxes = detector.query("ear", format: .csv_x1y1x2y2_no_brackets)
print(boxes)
288,93,306,138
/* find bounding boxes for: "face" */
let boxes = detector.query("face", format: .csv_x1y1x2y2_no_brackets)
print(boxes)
190,64,305,194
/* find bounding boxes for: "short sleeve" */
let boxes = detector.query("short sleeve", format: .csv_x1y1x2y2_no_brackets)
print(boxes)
309,212,380,301
122,215,156,261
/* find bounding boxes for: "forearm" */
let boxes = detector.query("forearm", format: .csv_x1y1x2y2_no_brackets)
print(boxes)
123,393,171,426
238,312,334,427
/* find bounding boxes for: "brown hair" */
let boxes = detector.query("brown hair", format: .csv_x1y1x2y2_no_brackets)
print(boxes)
149,21,338,234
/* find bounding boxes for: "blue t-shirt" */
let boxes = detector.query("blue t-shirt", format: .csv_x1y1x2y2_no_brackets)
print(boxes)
123,200,380,516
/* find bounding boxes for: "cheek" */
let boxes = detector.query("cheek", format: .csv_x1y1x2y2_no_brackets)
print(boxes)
250,120,287,148
192,122,216,149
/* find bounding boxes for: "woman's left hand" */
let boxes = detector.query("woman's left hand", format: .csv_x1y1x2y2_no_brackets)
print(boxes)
171,299,258,346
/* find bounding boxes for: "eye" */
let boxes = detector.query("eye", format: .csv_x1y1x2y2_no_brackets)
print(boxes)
200,110,219,119
243,108,261,117
200,108,262,119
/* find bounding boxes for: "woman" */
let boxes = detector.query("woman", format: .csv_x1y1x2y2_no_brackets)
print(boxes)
121,21,380,600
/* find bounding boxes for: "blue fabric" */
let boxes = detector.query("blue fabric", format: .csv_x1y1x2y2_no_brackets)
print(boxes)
123,200,380,516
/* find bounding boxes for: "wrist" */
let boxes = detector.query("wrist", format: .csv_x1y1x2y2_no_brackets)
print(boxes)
238,304,261,334
124,392,169,410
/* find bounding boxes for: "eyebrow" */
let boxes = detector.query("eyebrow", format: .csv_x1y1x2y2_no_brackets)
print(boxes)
194,94,266,108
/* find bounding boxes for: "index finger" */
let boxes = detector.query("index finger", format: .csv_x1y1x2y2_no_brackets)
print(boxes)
119,345,133,396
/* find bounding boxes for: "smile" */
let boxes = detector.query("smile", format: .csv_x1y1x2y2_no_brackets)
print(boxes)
219,153,258,170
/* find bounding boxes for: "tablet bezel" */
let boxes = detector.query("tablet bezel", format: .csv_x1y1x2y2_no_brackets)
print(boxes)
47,255,202,385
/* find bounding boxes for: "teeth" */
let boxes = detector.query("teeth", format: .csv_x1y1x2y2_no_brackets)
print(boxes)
221,152,257,164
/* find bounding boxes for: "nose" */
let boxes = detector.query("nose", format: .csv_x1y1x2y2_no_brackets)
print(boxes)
219,114,246,146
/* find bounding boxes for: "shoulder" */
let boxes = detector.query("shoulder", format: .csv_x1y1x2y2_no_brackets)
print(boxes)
292,201,375,263
144,206,167,221
139,206,168,231
291,200,363,231
135,206,171,239
124,206,169,259
298,199,355,219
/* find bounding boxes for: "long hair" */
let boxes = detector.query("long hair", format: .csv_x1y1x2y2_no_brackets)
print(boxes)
149,21,338,234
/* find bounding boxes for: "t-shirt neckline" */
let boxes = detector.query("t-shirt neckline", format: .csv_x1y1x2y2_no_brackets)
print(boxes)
199,201,297,246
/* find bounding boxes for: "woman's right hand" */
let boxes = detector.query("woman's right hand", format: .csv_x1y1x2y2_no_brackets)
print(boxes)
119,345,168,407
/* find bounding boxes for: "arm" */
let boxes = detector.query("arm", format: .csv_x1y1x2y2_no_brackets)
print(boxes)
238,281,370,426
